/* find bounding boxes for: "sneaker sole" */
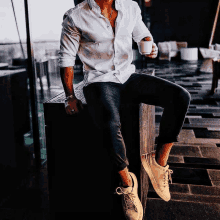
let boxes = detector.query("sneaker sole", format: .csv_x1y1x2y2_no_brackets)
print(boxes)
129,172,143,220
141,154,170,202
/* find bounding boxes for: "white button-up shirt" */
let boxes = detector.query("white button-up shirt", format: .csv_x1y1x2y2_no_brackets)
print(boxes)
58,0,153,86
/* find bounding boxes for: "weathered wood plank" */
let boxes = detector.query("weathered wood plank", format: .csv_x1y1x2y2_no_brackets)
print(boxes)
139,103,155,217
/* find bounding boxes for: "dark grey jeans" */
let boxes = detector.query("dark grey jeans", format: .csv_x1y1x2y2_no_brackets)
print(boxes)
83,73,191,172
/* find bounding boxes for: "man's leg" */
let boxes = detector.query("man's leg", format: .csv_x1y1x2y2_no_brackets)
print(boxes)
83,82,144,219
83,82,132,187
121,73,191,202
121,73,191,166
118,167,132,187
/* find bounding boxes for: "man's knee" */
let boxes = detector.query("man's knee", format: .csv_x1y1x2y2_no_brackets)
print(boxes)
181,88,191,106
176,86,191,107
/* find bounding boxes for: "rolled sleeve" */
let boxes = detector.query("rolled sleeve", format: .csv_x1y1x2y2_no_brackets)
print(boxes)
132,2,153,43
58,12,81,68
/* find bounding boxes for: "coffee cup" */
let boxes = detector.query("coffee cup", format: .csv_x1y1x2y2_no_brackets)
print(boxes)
138,40,153,55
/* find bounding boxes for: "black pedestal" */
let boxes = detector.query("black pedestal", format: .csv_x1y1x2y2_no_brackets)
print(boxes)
44,101,143,219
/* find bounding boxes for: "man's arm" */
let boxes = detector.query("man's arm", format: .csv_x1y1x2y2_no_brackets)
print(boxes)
131,3,158,59
59,11,83,114
59,10,80,98
60,66,76,98
59,11,80,70
60,66,83,115
132,2,154,44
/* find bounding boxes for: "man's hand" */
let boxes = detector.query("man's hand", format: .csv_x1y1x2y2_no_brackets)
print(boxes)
65,96,84,115
145,43,158,59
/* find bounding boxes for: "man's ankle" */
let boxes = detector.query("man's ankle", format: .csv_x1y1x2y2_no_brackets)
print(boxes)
155,151,168,167
155,157,167,167
121,177,133,187
122,180,133,188
119,167,133,187
122,184,132,188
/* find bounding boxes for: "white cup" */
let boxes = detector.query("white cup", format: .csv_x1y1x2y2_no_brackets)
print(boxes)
138,40,153,55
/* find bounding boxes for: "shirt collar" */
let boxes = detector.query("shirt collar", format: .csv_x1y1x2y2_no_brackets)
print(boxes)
87,0,122,10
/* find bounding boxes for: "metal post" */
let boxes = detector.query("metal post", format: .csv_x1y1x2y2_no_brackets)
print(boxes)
11,0,25,58
209,0,220,48
24,0,41,188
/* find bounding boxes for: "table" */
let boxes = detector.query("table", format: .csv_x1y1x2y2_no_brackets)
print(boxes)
0,69,30,170
181,48,198,61
0,63,9,70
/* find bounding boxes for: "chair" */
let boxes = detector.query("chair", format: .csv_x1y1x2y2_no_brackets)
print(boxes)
45,49,59,57
35,60,51,91
210,57,220,94
158,41,188,61
158,42,171,61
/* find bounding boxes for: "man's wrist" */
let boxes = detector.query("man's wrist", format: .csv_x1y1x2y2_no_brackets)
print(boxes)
65,94,76,101
143,36,153,42
64,95,76,108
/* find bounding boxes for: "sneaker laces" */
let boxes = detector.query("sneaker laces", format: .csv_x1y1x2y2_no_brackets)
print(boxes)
163,169,173,187
114,187,138,212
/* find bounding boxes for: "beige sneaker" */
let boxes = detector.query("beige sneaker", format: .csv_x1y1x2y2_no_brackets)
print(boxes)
141,152,173,202
115,172,143,220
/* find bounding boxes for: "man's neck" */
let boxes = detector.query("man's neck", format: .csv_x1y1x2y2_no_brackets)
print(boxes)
95,0,115,10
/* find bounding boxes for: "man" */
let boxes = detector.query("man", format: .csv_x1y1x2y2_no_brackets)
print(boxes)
59,0,191,219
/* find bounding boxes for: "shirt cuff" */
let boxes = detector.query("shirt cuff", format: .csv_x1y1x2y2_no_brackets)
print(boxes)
134,33,154,44
58,57,75,68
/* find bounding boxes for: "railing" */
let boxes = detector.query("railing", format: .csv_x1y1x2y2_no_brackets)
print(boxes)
0,41,60,64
